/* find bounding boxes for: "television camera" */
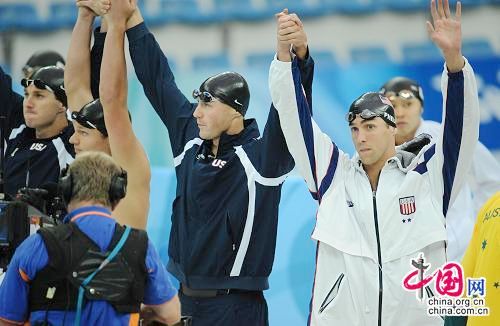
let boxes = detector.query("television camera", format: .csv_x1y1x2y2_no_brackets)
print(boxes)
0,184,66,271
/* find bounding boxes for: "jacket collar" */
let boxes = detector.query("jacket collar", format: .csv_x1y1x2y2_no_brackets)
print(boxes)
352,151,416,174
201,119,260,157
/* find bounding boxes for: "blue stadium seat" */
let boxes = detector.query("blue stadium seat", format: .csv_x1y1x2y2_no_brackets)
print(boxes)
267,0,309,12
382,0,488,11
320,0,381,14
49,3,78,28
380,0,427,11
311,50,337,67
350,46,390,63
402,42,442,62
192,53,230,70
214,0,264,21
0,4,39,30
155,0,207,24
462,39,496,58
137,0,162,25
459,0,489,7
246,52,276,67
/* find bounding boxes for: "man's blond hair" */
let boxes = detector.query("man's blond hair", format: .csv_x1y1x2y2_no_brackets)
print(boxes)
67,151,124,207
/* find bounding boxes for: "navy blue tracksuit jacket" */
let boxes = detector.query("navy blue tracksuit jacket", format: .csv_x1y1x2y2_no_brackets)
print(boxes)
93,22,314,291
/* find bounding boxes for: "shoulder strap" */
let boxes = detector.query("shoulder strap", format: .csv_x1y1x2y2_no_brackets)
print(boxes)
38,224,73,269
74,226,132,326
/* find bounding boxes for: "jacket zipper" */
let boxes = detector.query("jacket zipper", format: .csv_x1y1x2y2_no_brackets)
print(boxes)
226,214,236,252
372,191,383,326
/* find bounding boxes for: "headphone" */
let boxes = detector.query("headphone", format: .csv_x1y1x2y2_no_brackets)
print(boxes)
58,167,128,206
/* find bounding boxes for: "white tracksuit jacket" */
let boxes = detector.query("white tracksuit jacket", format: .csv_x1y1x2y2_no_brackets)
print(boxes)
269,57,480,326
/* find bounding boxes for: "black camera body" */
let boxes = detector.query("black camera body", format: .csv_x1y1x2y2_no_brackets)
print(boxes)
0,199,30,271
0,186,66,271
16,185,66,223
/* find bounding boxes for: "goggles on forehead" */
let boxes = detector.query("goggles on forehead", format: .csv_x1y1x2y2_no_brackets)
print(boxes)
346,109,383,123
21,78,54,93
347,108,396,127
384,89,416,101
192,89,216,103
71,111,98,130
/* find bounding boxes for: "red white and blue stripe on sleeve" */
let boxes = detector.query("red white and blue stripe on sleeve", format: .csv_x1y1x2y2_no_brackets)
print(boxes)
291,58,339,203
412,70,465,217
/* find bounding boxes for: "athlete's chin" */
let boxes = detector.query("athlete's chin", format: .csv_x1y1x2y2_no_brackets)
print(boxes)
397,128,413,139
198,131,213,140
359,153,377,166
24,119,39,129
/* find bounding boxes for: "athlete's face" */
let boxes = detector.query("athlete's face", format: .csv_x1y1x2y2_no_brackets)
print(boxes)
386,95,422,145
193,99,240,140
69,121,111,156
350,116,396,166
23,84,65,129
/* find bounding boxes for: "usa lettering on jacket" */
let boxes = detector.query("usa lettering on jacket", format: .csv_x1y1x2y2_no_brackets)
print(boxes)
30,143,47,151
211,159,227,169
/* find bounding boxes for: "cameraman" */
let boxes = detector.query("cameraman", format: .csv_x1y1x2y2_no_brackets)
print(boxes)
0,152,180,325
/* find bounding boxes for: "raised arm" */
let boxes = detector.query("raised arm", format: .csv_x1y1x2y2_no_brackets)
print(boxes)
99,0,150,229
126,8,198,156
422,0,480,215
252,12,315,178
276,11,314,108
64,4,99,112
269,15,347,202
90,18,107,99
76,0,110,99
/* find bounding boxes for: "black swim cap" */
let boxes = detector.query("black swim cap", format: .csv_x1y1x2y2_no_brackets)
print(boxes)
21,66,67,107
23,50,65,77
194,71,250,116
72,99,108,136
380,77,424,106
346,92,396,127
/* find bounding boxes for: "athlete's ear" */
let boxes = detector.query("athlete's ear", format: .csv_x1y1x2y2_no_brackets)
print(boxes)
57,101,66,114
